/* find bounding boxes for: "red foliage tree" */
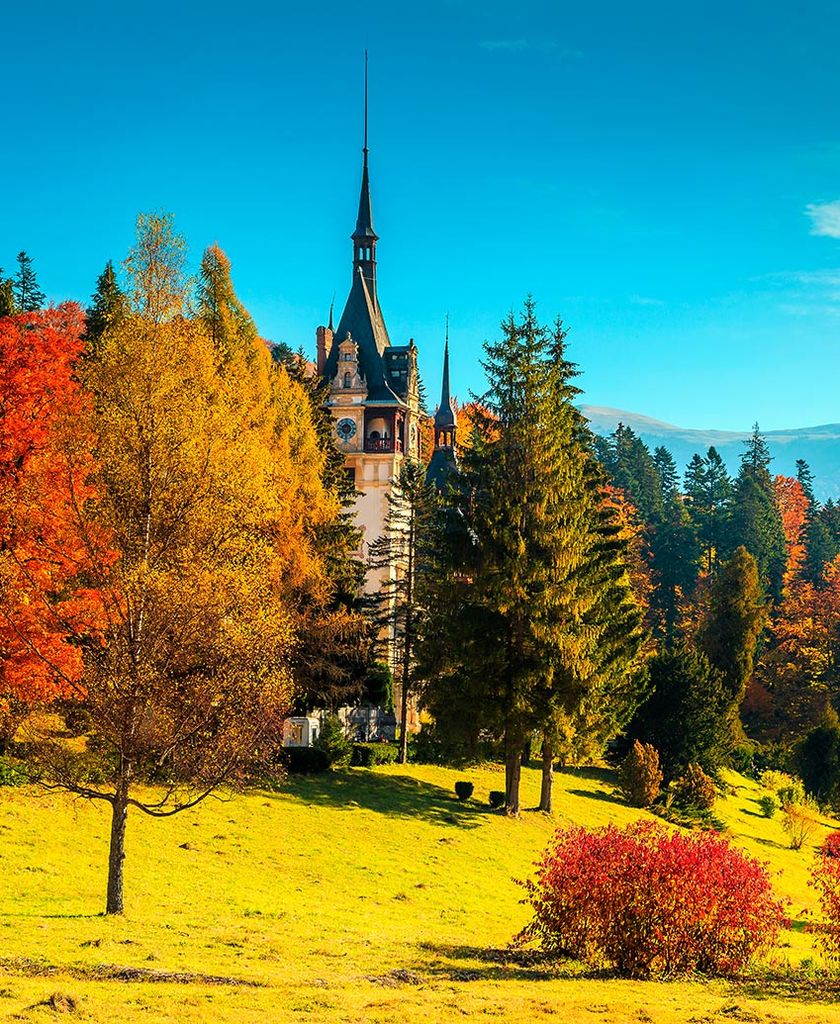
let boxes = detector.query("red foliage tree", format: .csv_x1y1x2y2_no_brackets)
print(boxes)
811,837,840,962
774,475,809,590
518,821,787,977
0,305,104,743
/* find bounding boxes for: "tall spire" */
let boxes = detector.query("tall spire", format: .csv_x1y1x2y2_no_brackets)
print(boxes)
434,315,457,435
353,50,377,245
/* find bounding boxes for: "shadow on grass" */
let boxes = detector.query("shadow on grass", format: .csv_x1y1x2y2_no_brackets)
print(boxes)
415,941,586,983
266,770,484,829
566,788,624,806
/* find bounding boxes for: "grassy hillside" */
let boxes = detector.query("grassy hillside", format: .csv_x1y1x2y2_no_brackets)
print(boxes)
1,763,839,1023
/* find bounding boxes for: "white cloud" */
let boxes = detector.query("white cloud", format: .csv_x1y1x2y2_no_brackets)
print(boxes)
806,200,840,238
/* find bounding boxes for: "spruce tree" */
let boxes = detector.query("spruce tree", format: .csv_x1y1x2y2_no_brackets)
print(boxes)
797,459,838,586
684,446,733,576
726,424,786,601
697,545,766,707
418,301,646,814
13,251,45,312
0,271,14,316
649,446,698,643
196,243,258,360
84,261,127,349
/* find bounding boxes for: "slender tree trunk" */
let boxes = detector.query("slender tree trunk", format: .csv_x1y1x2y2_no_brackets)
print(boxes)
504,727,522,816
538,731,554,813
398,513,416,765
398,662,410,764
106,768,130,915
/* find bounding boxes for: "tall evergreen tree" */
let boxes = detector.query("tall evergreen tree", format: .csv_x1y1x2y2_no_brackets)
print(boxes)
84,261,127,349
418,301,646,814
697,546,767,708
726,424,786,601
0,269,14,316
684,446,733,576
797,459,838,586
12,251,45,312
649,446,698,643
196,244,258,361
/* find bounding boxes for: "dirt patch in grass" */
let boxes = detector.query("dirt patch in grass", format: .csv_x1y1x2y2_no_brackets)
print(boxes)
0,956,263,987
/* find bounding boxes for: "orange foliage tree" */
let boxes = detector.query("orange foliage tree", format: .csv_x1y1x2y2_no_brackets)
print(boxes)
0,305,104,746
774,475,809,589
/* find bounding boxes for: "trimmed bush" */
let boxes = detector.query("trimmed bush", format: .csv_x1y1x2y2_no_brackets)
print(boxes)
778,782,806,809
488,790,506,809
284,747,330,774
517,821,787,978
454,781,474,802
781,800,820,850
618,741,662,808
671,763,717,812
758,794,779,819
351,742,399,767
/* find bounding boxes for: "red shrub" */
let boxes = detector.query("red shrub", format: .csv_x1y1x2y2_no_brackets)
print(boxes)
811,842,840,961
517,821,787,977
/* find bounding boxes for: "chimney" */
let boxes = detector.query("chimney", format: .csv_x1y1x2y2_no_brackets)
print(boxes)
316,325,333,373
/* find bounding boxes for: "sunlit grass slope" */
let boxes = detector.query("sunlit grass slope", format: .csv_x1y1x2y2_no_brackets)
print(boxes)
1,763,839,1023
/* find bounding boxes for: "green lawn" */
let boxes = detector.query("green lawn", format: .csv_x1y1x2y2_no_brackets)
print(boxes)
1,762,839,1023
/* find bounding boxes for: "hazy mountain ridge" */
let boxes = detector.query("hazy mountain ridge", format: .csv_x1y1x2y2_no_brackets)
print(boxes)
581,405,840,501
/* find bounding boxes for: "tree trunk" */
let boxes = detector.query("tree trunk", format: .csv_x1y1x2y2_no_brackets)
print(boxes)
398,669,409,764
106,770,130,915
504,729,522,816
539,732,554,813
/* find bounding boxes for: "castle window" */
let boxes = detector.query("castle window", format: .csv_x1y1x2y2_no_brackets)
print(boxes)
343,372,352,388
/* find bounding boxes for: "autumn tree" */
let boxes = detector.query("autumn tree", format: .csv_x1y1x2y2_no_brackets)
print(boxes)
774,475,809,589
0,306,104,747
0,269,14,316
33,214,333,915
12,251,45,313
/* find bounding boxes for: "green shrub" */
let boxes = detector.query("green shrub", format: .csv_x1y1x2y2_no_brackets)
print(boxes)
618,741,662,808
0,756,28,787
488,790,506,809
778,782,806,809
454,780,474,801
351,742,399,767
758,794,779,818
314,715,352,767
671,763,717,812
730,744,757,778
284,747,330,774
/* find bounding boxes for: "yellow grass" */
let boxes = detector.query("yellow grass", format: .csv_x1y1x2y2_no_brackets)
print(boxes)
1,763,839,1022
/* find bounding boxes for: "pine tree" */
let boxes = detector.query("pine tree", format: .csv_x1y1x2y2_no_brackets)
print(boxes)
368,460,440,762
726,424,786,601
84,261,127,349
13,251,45,312
418,301,646,814
649,446,698,643
684,446,733,576
0,269,14,316
697,546,767,708
797,459,838,586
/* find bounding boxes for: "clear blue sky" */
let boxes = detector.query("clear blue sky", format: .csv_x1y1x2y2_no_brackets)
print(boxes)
3,0,840,430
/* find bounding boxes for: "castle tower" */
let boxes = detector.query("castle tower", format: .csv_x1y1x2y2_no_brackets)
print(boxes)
316,59,422,590
426,324,458,489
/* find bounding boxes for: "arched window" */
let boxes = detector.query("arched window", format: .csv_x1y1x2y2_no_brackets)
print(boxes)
343,372,351,388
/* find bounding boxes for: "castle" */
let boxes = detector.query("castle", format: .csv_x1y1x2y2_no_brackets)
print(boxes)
314,88,457,592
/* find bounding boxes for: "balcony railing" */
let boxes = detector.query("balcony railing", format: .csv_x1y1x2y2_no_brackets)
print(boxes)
364,437,403,454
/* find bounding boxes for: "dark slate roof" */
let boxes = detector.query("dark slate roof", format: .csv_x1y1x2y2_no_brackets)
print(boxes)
352,151,378,242
383,346,412,400
325,266,401,403
433,338,457,429
426,447,457,489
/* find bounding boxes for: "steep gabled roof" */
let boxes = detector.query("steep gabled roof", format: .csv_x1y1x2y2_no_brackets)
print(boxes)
325,266,401,403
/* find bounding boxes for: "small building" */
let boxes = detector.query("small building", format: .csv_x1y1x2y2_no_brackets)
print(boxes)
282,717,321,748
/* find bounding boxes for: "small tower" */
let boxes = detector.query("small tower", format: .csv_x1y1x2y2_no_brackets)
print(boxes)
426,321,458,488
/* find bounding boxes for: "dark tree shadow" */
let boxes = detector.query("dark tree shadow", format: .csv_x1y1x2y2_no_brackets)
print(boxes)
262,770,484,829
566,788,625,806
414,942,587,983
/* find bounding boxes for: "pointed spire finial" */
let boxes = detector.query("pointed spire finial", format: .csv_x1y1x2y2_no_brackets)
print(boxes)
434,314,457,433
328,294,335,332
364,48,369,156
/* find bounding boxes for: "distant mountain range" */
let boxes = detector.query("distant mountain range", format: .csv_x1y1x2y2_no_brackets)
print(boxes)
581,406,840,502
